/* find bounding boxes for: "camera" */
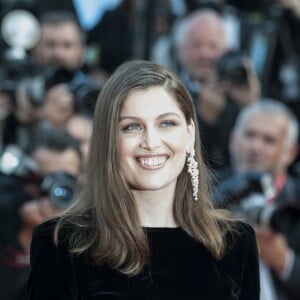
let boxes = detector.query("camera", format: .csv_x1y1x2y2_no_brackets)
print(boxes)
40,172,78,209
0,58,42,106
227,0,279,14
215,50,249,86
238,197,300,233
22,67,101,115
68,70,101,116
0,145,40,181
0,8,41,100
0,145,78,208
214,171,300,233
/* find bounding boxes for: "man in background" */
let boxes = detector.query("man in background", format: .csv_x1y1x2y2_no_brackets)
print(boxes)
215,99,300,300
174,9,260,169
0,127,82,300
31,11,86,71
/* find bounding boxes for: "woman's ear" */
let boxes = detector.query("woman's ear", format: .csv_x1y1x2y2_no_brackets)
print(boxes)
187,120,196,147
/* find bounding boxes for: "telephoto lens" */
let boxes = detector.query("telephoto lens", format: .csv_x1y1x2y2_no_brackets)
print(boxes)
40,172,78,208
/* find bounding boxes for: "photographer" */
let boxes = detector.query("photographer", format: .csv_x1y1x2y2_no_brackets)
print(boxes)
0,75,45,155
215,99,300,300
41,83,76,129
30,10,101,115
0,127,82,300
66,113,93,173
30,11,85,72
175,8,260,170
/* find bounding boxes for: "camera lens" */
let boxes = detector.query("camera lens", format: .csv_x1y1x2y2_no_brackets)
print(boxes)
40,172,78,209
51,185,74,208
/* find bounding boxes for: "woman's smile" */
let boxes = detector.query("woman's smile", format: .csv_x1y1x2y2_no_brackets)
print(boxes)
136,155,169,169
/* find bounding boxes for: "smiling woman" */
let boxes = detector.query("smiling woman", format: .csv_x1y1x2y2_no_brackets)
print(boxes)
118,86,194,206
27,60,260,299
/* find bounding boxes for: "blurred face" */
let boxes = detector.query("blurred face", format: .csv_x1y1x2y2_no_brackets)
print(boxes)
178,16,227,82
43,84,75,127
66,115,92,169
34,22,84,69
20,147,81,228
32,147,81,178
118,86,194,193
231,112,295,177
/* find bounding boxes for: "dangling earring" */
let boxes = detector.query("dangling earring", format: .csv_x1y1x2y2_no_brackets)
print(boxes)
187,145,199,201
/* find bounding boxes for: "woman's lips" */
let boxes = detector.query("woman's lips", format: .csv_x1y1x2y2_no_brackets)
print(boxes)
136,155,169,168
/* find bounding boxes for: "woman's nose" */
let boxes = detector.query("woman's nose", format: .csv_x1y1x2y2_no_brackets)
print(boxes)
140,127,161,150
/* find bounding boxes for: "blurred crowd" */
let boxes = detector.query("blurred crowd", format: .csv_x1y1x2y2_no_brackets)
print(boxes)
0,0,300,299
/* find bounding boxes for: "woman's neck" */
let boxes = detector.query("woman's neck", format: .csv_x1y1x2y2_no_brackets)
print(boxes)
132,186,177,228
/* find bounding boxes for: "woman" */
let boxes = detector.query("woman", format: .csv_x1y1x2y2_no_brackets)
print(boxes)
27,60,260,299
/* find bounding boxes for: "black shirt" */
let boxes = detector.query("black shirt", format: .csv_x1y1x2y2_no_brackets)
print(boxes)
27,220,259,299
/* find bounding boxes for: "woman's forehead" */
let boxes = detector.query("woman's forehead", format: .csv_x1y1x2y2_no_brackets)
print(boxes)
120,87,184,118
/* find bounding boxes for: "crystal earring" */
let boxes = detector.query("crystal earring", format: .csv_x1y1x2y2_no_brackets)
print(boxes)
187,145,199,201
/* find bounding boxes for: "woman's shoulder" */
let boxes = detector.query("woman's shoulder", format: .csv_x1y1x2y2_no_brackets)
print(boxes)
32,218,57,242
33,217,57,234
216,220,258,283
216,223,260,298
222,220,258,259
232,220,256,240
32,217,75,250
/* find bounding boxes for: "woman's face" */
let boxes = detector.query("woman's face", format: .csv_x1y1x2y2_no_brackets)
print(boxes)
118,86,194,192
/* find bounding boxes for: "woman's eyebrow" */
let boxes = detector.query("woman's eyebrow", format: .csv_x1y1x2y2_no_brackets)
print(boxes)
157,112,182,120
119,116,141,121
119,112,182,121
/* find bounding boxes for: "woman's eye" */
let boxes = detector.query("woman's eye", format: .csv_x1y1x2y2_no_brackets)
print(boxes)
121,123,142,131
161,120,177,127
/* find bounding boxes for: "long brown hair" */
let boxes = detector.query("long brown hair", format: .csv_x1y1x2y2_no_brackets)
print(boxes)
54,60,234,275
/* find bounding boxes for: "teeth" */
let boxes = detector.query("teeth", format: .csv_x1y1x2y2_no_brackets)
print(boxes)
139,156,167,166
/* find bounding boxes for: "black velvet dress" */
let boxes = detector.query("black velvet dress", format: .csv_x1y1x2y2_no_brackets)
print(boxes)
27,220,260,299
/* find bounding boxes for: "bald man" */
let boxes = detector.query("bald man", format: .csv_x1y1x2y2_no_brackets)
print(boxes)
174,9,260,170
176,9,228,85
